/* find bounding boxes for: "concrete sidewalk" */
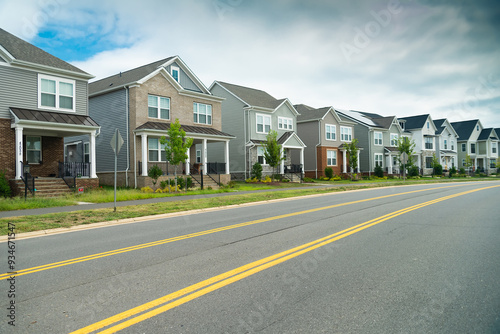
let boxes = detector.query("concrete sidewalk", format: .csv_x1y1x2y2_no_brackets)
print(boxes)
0,184,339,218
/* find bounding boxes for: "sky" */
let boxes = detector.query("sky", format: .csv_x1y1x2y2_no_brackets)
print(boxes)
1,0,499,127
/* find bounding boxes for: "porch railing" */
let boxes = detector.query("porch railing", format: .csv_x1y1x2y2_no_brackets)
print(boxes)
58,162,91,178
283,164,303,182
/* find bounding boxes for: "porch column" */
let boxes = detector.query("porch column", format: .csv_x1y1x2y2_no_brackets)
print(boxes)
280,148,285,174
300,147,304,172
343,150,347,173
225,140,230,174
203,138,207,175
141,134,148,176
15,126,23,179
388,154,393,174
90,131,97,178
186,146,190,175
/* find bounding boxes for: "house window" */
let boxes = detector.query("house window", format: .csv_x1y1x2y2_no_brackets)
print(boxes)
327,150,337,166
492,143,497,154
194,102,212,125
462,159,466,167
38,74,75,111
444,139,448,150
470,143,476,154
425,157,433,168
325,124,336,141
374,153,383,167
390,133,398,146
26,136,41,164
148,138,166,162
256,114,271,134
476,125,479,131
84,142,90,163
393,156,398,167
491,159,497,168
171,66,180,82
340,127,352,142
461,143,466,152
257,146,267,165
148,95,170,120
451,140,455,150
278,117,293,130
196,150,201,163
374,132,383,146
424,137,433,150
426,122,430,129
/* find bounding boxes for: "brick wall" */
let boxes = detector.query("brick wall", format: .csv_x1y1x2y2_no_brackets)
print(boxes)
28,136,64,177
317,146,344,177
0,119,16,179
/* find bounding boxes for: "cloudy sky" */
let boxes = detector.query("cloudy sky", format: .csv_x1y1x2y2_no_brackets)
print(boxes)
2,0,499,127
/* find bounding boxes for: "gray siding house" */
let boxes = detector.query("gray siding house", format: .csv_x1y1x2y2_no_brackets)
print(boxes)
336,110,404,174
209,81,306,179
84,56,234,187
433,118,459,171
0,28,99,192
294,104,358,178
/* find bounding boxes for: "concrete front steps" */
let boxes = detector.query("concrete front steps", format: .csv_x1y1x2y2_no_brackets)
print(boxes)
11,177,73,198
190,175,220,189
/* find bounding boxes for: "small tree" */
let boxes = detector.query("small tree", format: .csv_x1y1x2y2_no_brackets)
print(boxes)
251,162,263,180
262,130,284,179
148,165,163,189
160,119,193,191
374,162,384,178
430,153,441,176
397,136,416,175
464,154,473,175
344,138,359,180
449,166,457,178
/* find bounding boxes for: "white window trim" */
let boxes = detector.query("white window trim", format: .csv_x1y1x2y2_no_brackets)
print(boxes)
325,124,336,141
257,146,268,165
194,102,212,125
374,153,383,167
278,117,293,130
196,149,201,163
390,133,398,147
374,132,383,146
84,142,90,163
340,126,352,142
26,136,42,164
148,138,166,162
256,113,271,134
327,150,337,166
171,66,180,82
148,95,171,120
38,74,76,112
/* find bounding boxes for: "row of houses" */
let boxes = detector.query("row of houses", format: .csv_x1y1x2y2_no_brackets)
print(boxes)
0,28,498,195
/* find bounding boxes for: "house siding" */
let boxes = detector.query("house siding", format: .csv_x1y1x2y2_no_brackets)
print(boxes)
0,118,16,179
0,65,88,119
354,124,370,172
166,62,202,93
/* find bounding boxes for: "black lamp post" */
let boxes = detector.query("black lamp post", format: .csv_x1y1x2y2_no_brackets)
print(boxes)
23,164,30,201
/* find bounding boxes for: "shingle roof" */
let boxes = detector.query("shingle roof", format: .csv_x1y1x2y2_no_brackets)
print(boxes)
372,116,395,129
356,111,384,119
249,132,295,145
478,128,498,141
89,57,175,95
135,121,234,138
0,28,90,75
216,81,284,110
398,114,430,130
433,119,446,134
450,120,479,141
295,105,331,122
10,108,99,127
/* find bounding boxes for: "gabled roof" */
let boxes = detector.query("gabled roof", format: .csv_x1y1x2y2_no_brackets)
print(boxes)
433,119,446,134
450,119,480,141
0,28,91,76
89,57,174,95
213,81,285,110
295,105,332,122
249,131,305,147
398,114,430,130
478,128,499,141
135,121,234,138
337,109,398,130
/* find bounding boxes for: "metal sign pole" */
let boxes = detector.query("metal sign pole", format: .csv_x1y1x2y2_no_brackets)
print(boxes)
114,129,118,212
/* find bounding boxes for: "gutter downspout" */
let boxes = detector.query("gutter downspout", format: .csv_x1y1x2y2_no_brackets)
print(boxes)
244,109,247,179
124,87,130,187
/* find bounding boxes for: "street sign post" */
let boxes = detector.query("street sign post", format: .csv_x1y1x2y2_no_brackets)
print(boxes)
110,129,124,212
400,152,408,182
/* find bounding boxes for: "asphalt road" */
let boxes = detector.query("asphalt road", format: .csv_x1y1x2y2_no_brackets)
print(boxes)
1,181,499,333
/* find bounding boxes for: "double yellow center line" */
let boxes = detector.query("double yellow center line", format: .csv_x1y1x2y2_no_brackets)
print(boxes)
72,184,500,334
0,185,462,281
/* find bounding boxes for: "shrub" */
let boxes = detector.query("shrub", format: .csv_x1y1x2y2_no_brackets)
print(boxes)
303,177,314,183
245,177,259,183
0,170,11,198
262,175,272,183
155,188,163,193
449,166,457,178
251,162,262,180
160,180,169,189
324,167,334,180
408,165,419,177
148,165,163,188
140,187,154,193
459,167,466,175
433,164,443,176
374,163,384,178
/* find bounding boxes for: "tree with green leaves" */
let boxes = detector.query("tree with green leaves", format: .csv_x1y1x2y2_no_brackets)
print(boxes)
344,138,359,179
263,130,284,179
160,119,194,191
397,136,416,174
464,154,473,175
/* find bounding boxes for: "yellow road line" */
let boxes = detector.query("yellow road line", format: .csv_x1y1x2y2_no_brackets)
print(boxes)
71,184,500,334
0,184,466,280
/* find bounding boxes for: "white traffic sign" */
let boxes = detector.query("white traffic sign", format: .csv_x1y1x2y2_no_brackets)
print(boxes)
400,152,408,164
110,129,124,155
